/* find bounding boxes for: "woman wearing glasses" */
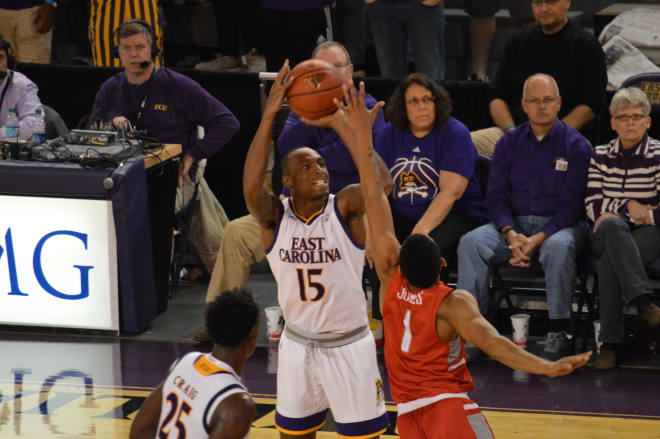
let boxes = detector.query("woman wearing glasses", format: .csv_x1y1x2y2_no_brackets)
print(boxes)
372,73,488,285
585,87,660,369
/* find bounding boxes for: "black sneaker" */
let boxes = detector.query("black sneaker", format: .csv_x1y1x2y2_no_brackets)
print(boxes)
541,331,570,361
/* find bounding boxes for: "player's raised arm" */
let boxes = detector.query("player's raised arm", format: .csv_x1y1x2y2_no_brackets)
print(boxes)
441,289,592,378
303,82,399,281
243,61,290,232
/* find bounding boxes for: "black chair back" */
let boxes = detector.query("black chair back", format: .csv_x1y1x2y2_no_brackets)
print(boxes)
620,72,660,140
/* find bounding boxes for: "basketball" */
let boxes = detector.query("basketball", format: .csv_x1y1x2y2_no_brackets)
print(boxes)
286,59,344,120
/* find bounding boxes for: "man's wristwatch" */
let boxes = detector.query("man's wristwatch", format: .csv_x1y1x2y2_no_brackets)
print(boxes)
500,226,514,236
44,0,58,7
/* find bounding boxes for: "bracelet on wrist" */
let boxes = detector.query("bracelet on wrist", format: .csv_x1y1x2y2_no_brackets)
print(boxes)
504,124,515,132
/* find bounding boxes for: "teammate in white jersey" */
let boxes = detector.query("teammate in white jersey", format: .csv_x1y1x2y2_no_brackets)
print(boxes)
243,61,391,439
130,289,258,439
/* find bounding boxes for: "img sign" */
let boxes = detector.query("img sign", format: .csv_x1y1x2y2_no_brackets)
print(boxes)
0,195,119,331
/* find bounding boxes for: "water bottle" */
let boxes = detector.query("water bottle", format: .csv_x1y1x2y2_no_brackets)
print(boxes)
5,107,19,143
32,108,46,145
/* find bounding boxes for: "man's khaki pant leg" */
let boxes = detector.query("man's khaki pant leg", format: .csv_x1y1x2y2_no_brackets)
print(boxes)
205,214,264,302
470,126,504,157
13,6,52,63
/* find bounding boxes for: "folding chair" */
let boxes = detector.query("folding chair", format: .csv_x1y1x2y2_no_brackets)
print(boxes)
620,72,660,140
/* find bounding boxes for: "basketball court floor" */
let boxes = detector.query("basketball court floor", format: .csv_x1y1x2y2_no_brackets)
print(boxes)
1,276,659,438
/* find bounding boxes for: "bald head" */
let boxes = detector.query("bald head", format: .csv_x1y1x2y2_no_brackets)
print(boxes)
523,73,560,99
521,73,562,135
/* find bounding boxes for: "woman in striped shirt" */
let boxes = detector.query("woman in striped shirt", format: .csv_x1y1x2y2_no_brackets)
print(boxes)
585,87,660,370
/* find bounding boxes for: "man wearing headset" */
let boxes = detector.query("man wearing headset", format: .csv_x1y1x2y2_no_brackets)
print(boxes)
90,19,239,187
0,38,43,142
90,20,240,289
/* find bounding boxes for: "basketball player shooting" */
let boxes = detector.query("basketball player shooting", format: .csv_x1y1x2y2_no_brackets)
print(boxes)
303,81,592,439
243,61,391,438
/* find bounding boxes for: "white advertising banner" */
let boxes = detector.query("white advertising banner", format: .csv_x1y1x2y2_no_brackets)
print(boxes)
0,195,119,331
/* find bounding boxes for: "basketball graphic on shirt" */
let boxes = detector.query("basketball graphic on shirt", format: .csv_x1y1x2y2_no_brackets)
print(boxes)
390,155,439,204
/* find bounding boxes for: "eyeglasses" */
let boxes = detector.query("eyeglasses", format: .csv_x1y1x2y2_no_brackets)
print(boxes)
524,96,558,106
532,0,560,6
614,113,647,122
406,96,435,107
333,63,350,70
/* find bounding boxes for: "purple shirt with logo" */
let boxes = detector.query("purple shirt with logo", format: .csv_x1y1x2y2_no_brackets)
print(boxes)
375,117,488,224
91,68,239,161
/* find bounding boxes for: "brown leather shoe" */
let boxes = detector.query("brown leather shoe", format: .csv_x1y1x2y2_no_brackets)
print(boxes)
194,331,210,342
641,303,660,327
592,349,617,370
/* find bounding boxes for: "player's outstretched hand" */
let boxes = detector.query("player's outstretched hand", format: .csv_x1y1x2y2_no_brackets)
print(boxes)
545,351,592,377
301,82,384,150
264,60,291,117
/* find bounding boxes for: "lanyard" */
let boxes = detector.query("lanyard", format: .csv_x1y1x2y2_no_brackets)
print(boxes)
0,71,13,116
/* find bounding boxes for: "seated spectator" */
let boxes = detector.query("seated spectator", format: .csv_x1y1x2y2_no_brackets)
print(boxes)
199,42,387,341
457,73,591,360
0,38,42,141
375,72,487,267
471,0,607,156
90,20,239,288
585,87,660,370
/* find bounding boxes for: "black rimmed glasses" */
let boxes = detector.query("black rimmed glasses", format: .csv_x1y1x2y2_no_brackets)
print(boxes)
614,113,647,123
406,96,435,107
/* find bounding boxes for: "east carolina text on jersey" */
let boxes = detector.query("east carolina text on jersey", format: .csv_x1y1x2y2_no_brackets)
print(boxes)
265,194,368,334
278,237,342,264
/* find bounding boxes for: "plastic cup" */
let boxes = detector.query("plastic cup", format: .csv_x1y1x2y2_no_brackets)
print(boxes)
593,320,602,353
265,306,284,342
511,313,531,348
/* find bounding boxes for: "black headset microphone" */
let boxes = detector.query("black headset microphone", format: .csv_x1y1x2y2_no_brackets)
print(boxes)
139,60,151,68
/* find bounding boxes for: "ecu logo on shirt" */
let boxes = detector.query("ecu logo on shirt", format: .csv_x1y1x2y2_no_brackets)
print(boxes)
153,104,168,111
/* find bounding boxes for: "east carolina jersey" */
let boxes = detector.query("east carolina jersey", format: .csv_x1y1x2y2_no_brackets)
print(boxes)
157,352,251,439
383,271,474,404
265,194,367,333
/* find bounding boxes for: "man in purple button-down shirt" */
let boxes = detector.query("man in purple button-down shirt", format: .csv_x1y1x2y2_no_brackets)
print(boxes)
457,73,591,361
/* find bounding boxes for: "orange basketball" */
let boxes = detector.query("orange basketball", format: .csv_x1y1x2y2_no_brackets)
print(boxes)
286,59,344,120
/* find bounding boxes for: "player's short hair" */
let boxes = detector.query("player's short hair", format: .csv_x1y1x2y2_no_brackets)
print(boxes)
205,288,258,348
399,234,442,289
